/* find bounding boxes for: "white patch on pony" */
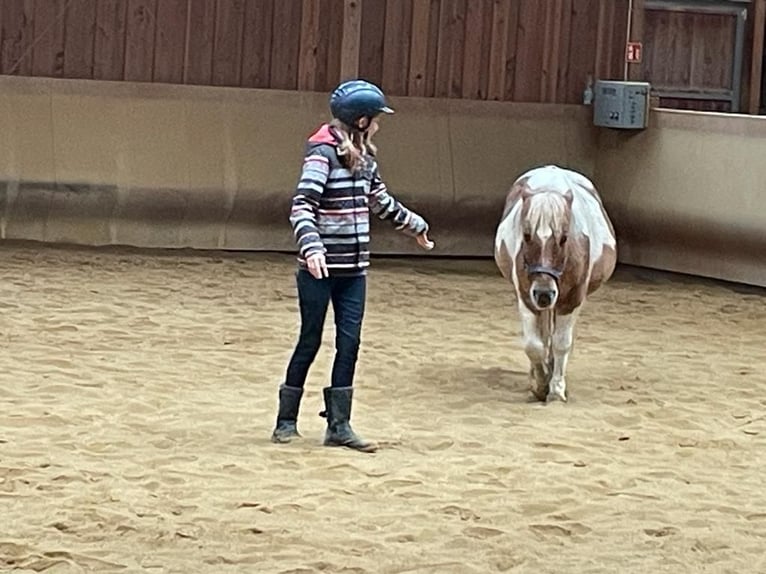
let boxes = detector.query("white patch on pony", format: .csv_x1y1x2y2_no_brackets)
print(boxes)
564,170,616,266
494,207,523,291
525,191,568,242
548,307,580,402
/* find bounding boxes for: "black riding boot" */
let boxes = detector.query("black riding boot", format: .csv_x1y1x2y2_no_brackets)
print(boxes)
271,384,304,443
319,386,377,453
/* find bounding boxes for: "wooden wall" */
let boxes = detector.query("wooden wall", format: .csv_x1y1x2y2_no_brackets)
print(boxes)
0,0,630,104
630,0,766,114
639,3,740,112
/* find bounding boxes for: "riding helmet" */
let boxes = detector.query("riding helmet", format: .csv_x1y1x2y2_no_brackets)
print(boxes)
329,79,395,127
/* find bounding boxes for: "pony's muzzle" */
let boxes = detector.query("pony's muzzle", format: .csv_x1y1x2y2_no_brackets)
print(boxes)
533,288,554,308
533,289,557,310
530,276,558,310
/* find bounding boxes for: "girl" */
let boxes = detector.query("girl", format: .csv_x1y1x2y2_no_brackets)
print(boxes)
271,79,434,453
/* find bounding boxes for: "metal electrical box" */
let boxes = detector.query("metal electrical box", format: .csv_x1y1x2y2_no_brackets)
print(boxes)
593,80,651,130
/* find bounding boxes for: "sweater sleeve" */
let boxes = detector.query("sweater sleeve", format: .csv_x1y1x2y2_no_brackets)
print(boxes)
289,148,331,258
367,163,429,237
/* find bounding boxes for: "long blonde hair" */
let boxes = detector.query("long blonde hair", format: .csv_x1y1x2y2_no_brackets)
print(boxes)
330,118,378,172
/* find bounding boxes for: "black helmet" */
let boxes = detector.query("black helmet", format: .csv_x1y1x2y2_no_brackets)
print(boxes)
329,79,394,127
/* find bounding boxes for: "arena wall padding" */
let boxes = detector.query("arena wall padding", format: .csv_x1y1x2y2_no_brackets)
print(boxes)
595,110,766,288
0,77,596,258
0,77,764,288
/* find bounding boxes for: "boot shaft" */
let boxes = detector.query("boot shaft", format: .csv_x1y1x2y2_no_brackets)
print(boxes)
271,384,304,444
320,386,376,452
277,384,304,421
321,385,354,428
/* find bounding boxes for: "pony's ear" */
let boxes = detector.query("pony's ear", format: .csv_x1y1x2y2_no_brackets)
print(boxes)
563,189,574,205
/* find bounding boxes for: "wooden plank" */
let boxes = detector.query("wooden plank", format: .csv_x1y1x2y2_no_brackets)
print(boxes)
461,0,486,99
627,0,645,81
566,0,599,103
324,0,345,90
749,0,766,113
641,9,658,85
311,0,334,91
424,0,441,97
447,0,467,98
477,0,494,99
184,0,216,85
382,0,413,95
540,0,555,100
340,0,363,81
212,0,246,86
1,0,35,76
124,0,157,82
154,0,188,84
514,0,544,101
596,0,617,79
540,0,564,102
270,0,302,89
241,0,274,88
502,0,521,100
487,0,511,100
64,0,97,79
594,0,608,79
666,11,692,88
434,0,453,97
686,14,708,88
94,0,129,81
435,0,467,98
610,0,629,80
408,0,432,96
358,0,385,85
298,0,322,90
555,0,573,102
32,0,67,77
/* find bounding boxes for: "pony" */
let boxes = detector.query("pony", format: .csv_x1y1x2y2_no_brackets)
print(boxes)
494,165,617,402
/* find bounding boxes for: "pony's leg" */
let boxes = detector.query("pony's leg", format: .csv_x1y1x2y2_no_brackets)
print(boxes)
547,309,580,403
539,309,554,380
519,302,547,401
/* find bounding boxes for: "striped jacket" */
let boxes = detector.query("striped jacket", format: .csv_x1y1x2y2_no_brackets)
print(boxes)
289,124,429,275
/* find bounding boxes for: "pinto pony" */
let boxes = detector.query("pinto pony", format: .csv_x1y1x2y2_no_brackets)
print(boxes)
494,165,617,402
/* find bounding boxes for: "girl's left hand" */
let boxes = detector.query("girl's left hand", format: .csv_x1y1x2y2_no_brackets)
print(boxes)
417,232,434,250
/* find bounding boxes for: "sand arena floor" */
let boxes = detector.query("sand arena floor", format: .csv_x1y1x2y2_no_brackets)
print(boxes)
0,243,765,573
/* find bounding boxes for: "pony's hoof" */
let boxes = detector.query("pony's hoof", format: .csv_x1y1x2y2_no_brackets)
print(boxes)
546,391,567,403
530,385,548,402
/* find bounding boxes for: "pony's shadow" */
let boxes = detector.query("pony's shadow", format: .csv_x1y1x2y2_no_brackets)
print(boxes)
456,365,541,404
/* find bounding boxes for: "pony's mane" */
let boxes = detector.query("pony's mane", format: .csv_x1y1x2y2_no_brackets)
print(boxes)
523,190,570,233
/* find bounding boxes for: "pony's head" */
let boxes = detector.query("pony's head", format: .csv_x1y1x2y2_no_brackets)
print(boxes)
519,189,573,311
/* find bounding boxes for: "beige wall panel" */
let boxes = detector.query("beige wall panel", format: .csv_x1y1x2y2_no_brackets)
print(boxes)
0,77,762,286
596,110,766,287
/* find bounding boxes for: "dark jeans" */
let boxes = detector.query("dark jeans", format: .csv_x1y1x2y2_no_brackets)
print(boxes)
284,269,366,389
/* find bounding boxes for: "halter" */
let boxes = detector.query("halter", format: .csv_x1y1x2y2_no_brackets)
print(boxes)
525,263,563,280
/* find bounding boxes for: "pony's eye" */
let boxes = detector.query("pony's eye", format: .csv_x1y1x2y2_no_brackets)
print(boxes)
560,234,568,246
523,232,532,243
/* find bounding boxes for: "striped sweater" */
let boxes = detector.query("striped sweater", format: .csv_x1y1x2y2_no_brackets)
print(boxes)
289,124,429,275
